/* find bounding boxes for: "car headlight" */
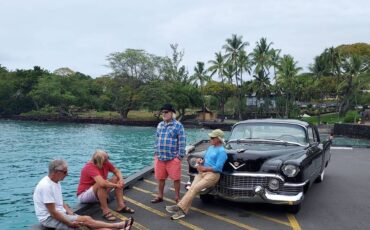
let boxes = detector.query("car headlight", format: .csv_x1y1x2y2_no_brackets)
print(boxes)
282,165,300,177
268,178,280,191
188,157,198,168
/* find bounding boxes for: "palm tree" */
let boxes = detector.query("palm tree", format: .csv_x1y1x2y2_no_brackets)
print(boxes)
251,38,274,116
208,52,227,120
237,50,252,86
323,47,342,116
271,49,282,82
339,54,369,115
223,34,248,120
252,38,274,79
276,55,302,118
194,61,210,120
309,55,328,124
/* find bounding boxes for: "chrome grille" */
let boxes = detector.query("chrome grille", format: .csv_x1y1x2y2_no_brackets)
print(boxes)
215,174,302,198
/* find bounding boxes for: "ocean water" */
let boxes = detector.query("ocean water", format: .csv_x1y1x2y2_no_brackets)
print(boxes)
0,120,213,229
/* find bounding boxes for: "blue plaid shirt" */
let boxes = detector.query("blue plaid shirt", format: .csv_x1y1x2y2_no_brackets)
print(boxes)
155,119,186,161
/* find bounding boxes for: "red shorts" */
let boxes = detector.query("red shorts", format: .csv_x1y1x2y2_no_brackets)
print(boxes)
154,156,181,180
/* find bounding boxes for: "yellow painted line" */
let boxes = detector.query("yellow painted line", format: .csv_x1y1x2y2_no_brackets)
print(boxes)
123,195,204,230
247,212,290,227
287,214,302,230
111,210,149,230
143,179,188,194
132,186,258,230
141,180,291,228
144,179,157,186
144,178,188,187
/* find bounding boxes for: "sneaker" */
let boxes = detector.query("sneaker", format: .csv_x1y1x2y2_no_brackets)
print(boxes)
166,205,179,213
171,209,185,220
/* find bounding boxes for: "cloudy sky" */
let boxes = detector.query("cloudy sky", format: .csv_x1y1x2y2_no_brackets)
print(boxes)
1,0,369,79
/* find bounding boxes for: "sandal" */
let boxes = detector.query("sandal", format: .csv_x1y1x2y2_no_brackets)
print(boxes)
120,217,134,230
117,206,135,214
102,211,117,221
150,197,163,203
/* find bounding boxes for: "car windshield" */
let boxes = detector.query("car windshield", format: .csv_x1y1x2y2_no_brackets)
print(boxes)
229,123,307,145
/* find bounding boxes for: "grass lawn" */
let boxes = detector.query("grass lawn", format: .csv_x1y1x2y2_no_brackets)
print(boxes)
301,113,345,125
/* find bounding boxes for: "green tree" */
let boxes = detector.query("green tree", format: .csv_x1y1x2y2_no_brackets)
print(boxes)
276,55,302,118
223,34,248,120
309,55,329,124
193,61,210,120
251,38,274,115
339,54,369,114
106,49,159,119
208,52,227,120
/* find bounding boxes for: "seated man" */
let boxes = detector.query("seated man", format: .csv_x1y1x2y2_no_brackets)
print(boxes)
165,129,228,220
77,150,135,221
33,159,134,230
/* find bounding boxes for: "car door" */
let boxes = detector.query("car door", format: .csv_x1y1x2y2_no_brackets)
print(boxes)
307,126,323,178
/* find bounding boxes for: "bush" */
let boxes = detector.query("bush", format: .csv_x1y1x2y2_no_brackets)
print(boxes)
343,110,360,123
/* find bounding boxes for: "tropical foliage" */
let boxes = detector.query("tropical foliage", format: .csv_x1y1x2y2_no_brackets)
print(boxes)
1,41,369,123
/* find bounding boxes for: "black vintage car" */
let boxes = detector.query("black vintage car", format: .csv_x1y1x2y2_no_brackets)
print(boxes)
187,119,332,213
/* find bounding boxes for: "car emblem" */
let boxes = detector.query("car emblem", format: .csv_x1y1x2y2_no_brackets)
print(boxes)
229,161,245,170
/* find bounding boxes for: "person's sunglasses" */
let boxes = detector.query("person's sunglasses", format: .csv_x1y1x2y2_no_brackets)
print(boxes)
57,169,68,175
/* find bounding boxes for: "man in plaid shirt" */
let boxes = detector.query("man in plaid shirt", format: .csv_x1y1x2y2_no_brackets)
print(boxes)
151,103,186,204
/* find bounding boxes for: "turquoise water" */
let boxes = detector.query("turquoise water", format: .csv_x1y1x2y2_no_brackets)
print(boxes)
0,120,213,229
332,136,370,148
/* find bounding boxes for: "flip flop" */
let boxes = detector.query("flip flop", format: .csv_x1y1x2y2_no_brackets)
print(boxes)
120,217,134,230
102,211,117,221
150,197,163,203
117,206,135,214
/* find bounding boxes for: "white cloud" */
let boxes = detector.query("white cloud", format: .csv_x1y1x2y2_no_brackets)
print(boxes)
0,0,369,77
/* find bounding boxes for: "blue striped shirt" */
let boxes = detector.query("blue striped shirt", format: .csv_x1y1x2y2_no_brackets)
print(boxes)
155,119,186,161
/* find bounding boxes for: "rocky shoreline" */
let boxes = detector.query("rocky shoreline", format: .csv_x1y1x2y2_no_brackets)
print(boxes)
1,114,237,130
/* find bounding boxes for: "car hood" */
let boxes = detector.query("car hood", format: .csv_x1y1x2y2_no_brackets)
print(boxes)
223,142,307,173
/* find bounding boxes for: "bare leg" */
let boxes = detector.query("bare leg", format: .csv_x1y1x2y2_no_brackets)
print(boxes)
108,176,125,210
78,215,133,229
93,184,110,215
174,180,180,201
158,179,165,198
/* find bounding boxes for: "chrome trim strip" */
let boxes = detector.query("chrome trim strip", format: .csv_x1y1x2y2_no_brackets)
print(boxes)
284,180,309,187
223,172,285,181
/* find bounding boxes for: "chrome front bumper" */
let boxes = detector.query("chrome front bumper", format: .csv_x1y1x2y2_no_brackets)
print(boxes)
192,172,307,205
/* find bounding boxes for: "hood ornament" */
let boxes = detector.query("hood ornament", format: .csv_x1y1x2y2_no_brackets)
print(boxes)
229,161,245,170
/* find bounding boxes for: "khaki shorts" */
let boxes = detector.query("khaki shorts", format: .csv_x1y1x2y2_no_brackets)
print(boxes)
41,213,79,230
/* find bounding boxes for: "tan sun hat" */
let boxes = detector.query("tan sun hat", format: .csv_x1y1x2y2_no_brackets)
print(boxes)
208,129,225,144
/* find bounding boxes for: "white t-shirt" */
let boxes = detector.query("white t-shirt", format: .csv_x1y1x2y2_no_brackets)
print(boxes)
33,176,66,222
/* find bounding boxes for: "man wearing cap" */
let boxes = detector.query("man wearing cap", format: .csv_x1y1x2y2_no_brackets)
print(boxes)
151,103,186,204
165,129,228,220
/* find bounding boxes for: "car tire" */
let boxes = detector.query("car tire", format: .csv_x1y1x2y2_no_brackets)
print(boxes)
315,169,325,183
199,194,214,203
286,203,301,214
